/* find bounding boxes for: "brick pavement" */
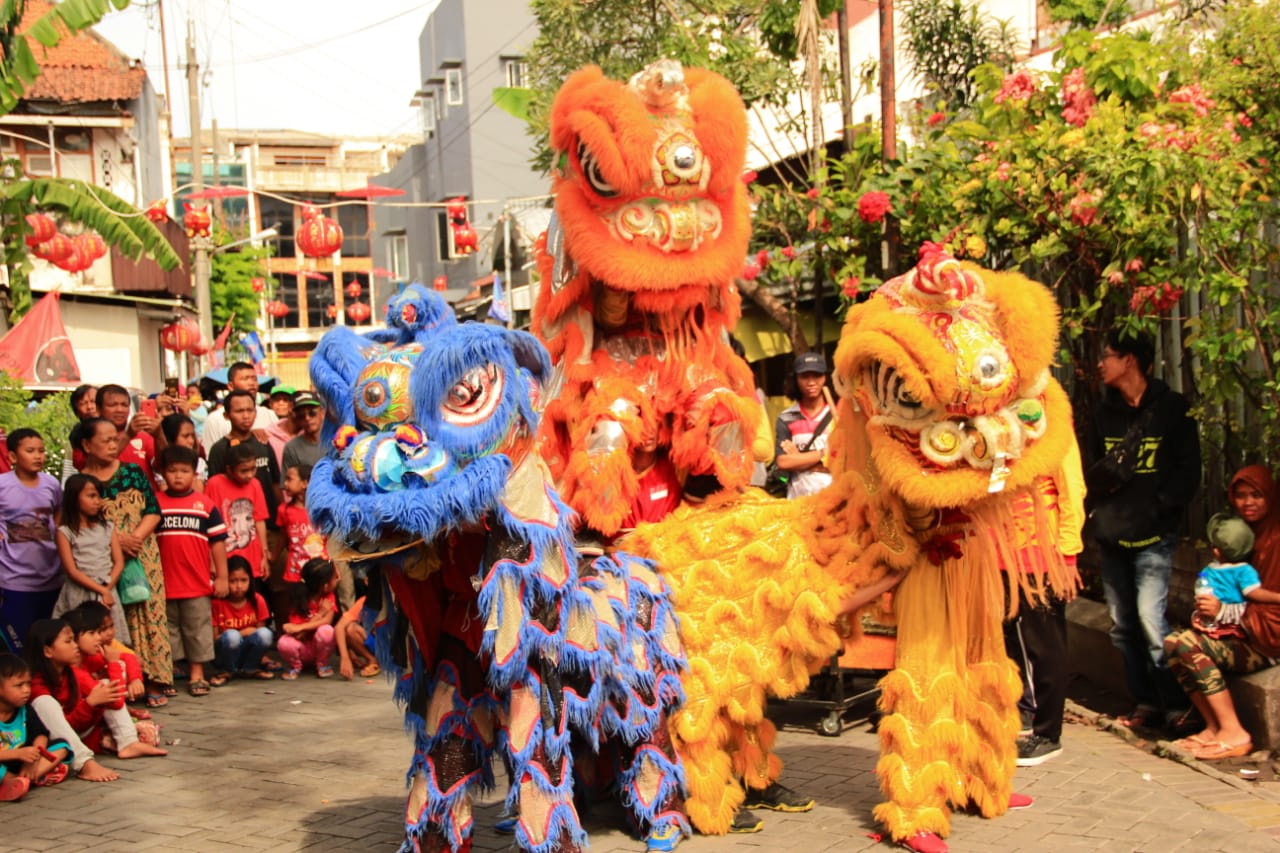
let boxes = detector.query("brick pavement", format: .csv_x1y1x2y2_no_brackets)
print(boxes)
5,674,1280,853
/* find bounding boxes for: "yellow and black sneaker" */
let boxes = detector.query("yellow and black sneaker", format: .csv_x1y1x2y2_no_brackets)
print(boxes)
729,809,764,833
742,782,815,813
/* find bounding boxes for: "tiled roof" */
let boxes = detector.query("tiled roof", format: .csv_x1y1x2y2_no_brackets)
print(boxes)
18,0,146,104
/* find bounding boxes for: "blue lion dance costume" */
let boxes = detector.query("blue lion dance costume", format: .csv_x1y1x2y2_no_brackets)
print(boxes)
308,285,690,853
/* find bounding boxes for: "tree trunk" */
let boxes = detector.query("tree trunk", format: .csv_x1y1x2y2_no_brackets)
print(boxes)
737,276,810,354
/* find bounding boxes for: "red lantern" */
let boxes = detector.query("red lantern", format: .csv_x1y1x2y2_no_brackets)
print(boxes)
295,214,343,258
33,233,73,264
445,197,468,224
159,317,200,353
326,304,339,320
346,302,371,324
55,243,93,273
184,203,212,238
432,275,448,291
266,300,290,318
145,201,168,223
300,204,321,221
251,277,266,293
452,224,478,255
344,280,362,299
77,232,107,262
24,213,56,246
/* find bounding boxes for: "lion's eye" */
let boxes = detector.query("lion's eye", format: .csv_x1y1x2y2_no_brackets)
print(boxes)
578,142,617,198
869,361,932,422
362,383,386,409
441,363,504,427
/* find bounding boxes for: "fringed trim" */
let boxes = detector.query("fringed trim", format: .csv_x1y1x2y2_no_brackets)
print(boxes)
875,753,962,812
404,753,482,851
618,745,690,832
872,801,954,842
512,757,587,853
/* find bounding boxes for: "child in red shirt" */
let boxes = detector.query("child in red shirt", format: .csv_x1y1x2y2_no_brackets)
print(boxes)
69,601,143,703
206,444,268,581
155,447,229,697
211,557,275,680
25,618,164,782
272,463,328,585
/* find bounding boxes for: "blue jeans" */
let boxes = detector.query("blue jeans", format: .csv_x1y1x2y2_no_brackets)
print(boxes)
1099,537,1186,711
214,627,274,675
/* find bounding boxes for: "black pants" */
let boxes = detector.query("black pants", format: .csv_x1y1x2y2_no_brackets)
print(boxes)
1003,580,1068,743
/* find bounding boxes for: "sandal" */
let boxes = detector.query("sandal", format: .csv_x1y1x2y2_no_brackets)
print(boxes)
188,680,211,697
261,659,285,673
281,668,301,681
1193,739,1253,761
316,665,335,679
359,662,382,678
34,763,69,787
144,693,168,708
208,672,231,687
1172,732,1213,750
159,684,179,698
251,670,276,680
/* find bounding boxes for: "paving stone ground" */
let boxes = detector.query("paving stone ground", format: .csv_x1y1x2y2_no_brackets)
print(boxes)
6,671,1280,853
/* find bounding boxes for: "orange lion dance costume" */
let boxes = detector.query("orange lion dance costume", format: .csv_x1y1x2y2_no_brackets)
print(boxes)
627,248,1076,848
532,60,761,538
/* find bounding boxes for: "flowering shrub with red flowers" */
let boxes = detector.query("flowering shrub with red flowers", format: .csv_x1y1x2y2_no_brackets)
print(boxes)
856,191,892,224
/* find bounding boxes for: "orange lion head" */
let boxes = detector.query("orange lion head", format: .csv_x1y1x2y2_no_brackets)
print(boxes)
547,59,750,296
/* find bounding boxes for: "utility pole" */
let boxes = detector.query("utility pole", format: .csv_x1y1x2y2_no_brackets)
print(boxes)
187,19,213,348
879,0,900,274
838,2,854,150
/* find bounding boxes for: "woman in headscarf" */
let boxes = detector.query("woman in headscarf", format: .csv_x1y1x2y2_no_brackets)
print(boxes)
1164,465,1280,760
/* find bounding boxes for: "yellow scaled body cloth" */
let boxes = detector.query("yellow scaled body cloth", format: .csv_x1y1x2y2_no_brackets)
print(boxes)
626,249,1075,842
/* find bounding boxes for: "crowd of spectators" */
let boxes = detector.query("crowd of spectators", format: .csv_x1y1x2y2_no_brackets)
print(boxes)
0,363,368,798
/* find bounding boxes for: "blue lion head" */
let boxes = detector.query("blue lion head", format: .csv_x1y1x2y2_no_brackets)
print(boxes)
308,284,552,551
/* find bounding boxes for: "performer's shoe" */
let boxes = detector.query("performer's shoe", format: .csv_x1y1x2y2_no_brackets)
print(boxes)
742,781,814,812
1008,792,1034,810
645,825,683,851
728,809,764,833
493,815,519,835
900,830,948,853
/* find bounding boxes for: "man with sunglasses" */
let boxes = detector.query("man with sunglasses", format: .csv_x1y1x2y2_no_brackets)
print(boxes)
281,391,326,477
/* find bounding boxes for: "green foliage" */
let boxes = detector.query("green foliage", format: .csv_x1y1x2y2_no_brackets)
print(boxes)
0,371,78,476
900,0,1019,110
1045,0,1131,29
524,0,816,172
209,229,268,338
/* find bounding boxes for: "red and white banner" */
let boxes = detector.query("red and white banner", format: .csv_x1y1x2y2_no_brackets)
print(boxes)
0,291,81,384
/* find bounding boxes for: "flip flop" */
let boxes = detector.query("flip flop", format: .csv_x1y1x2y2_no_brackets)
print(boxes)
1193,739,1253,761
1172,733,1213,750
359,663,382,678
144,693,168,708
251,670,276,680
188,680,211,697
208,672,231,687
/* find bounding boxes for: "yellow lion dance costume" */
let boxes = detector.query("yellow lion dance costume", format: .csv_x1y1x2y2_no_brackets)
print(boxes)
535,60,1074,848
628,248,1075,844
532,59,761,537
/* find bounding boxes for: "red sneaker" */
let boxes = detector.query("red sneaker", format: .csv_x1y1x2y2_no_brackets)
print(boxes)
900,830,949,853
1008,792,1034,810
0,773,30,802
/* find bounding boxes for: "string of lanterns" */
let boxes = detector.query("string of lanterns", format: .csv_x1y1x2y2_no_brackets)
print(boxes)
24,213,108,273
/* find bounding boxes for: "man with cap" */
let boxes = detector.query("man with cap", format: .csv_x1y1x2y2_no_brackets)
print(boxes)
281,391,326,479
773,351,834,499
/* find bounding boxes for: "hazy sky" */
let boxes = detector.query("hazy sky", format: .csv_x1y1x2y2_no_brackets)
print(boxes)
93,0,438,139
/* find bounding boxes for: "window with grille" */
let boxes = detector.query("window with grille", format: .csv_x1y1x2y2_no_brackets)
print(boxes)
446,68,464,106
504,59,527,88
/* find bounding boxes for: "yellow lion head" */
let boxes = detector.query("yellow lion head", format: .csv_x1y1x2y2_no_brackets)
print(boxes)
833,247,1072,508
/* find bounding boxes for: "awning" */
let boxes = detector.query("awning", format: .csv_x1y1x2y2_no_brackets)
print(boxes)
731,311,841,363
